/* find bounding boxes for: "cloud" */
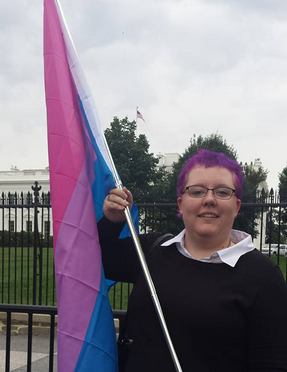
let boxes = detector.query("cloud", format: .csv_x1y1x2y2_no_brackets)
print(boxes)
0,0,286,189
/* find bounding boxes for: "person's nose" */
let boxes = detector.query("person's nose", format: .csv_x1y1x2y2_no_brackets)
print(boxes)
203,189,217,206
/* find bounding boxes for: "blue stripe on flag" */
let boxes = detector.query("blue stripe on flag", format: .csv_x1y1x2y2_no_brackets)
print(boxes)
77,97,115,221
75,268,118,372
78,96,139,236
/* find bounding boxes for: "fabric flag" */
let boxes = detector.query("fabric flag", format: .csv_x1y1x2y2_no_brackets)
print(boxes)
44,0,123,370
136,109,145,122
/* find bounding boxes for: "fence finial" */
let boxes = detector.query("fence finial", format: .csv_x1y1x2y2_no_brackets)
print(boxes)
31,181,42,203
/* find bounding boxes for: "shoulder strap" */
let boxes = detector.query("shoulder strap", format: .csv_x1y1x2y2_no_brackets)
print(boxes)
147,233,174,257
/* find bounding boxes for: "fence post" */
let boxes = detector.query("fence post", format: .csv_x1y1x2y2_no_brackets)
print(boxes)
32,182,42,305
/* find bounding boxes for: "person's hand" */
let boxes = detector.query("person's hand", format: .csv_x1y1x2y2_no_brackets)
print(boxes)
103,187,133,223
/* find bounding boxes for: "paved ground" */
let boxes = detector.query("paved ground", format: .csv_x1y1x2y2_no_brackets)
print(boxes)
0,316,119,371
0,330,57,372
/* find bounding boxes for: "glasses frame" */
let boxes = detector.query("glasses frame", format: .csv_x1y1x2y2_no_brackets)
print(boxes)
185,185,236,200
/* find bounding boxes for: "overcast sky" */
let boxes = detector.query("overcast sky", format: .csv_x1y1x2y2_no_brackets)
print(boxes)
0,0,287,189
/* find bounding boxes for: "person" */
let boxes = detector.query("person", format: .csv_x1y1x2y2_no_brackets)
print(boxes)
98,149,287,372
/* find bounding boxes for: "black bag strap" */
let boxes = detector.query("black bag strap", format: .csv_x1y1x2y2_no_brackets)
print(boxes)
147,233,174,257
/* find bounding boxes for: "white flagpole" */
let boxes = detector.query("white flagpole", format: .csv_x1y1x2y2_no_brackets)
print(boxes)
103,134,183,372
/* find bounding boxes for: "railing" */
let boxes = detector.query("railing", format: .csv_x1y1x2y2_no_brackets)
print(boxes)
1,183,287,311
0,303,126,372
0,304,56,372
0,183,287,371
0,183,55,306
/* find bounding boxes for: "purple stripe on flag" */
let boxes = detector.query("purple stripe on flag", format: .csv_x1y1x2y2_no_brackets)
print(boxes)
55,152,102,371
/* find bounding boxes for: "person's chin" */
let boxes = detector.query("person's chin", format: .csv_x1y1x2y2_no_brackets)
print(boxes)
196,226,218,237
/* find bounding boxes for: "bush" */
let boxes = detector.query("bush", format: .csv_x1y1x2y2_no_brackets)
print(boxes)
0,230,53,248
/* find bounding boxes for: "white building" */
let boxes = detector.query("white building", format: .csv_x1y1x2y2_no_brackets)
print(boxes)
0,166,50,234
0,166,50,195
156,153,179,172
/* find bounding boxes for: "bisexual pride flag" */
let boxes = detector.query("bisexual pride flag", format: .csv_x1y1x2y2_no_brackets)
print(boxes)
44,0,122,370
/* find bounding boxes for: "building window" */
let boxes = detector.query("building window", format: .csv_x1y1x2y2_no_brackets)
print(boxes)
24,193,33,204
26,221,33,232
44,221,50,236
9,221,15,232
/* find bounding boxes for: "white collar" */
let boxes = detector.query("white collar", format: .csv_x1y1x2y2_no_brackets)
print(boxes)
161,229,255,267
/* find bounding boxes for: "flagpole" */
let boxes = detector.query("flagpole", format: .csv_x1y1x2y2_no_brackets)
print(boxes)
102,135,183,372
135,106,138,137
54,1,182,370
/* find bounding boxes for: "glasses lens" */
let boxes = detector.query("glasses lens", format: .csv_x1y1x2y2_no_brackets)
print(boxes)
187,186,207,198
214,187,233,199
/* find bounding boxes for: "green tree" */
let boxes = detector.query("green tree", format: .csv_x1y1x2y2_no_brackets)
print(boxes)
104,117,163,203
267,165,287,244
265,208,287,245
279,166,287,202
265,166,287,245
234,163,268,237
279,166,287,235
241,163,268,201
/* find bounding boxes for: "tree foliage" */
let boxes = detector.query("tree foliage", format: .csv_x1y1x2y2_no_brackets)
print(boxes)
264,209,287,244
232,162,268,238
104,117,164,202
0,230,53,248
268,165,287,243
241,164,268,201
279,166,287,202
180,133,237,162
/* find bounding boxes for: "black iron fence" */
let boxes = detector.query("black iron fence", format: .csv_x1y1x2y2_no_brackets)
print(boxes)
1,182,55,306
0,304,57,372
0,303,126,372
1,183,287,371
1,183,287,310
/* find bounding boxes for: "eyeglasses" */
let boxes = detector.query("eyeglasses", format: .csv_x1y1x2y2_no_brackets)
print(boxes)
185,185,236,200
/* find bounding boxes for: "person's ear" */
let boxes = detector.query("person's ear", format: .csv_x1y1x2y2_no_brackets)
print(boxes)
177,197,183,215
235,199,241,218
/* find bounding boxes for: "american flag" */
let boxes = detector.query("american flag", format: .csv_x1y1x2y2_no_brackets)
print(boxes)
137,109,145,122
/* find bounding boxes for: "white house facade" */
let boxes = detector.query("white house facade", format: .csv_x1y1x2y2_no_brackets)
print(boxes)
0,166,50,195
156,153,179,172
0,166,51,235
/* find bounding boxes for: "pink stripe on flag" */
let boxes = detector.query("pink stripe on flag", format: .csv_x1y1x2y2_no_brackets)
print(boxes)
44,0,85,244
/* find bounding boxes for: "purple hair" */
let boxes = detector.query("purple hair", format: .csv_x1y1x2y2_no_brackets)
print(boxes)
177,150,244,199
